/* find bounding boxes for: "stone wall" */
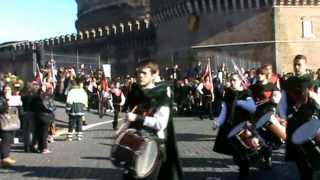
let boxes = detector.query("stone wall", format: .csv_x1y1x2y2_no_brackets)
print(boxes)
274,5,320,73
0,50,34,80
155,7,275,72
76,0,150,31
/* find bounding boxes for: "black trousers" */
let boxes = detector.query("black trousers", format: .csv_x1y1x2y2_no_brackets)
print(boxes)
233,156,250,180
201,95,213,120
113,105,121,129
68,115,83,132
0,131,14,159
296,158,313,180
34,121,49,151
23,112,35,152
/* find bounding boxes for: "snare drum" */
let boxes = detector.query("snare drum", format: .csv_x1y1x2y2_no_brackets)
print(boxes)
228,121,265,160
110,128,159,178
255,111,286,143
292,118,320,170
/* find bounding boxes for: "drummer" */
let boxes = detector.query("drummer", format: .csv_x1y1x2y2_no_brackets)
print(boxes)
278,54,320,180
212,73,256,180
122,59,183,180
250,66,281,169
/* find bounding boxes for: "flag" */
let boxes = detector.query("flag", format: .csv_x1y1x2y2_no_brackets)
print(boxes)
231,60,249,88
34,63,43,85
100,72,109,91
50,58,57,83
202,59,213,92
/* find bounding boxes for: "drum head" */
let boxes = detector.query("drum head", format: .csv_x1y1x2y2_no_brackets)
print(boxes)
228,122,246,138
115,128,137,144
292,119,320,145
135,139,159,178
255,111,274,129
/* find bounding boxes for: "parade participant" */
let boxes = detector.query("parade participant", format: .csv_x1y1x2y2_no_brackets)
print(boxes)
99,73,113,117
264,64,280,88
177,78,193,116
250,67,281,169
86,76,98,113
111,81,126,130
213,73,256,180
278,54,320,180
197,73,214,120
248,68,257,85
31,83,56,154
3,84,23,146
21,82,39,152
193,61,203,79
65,78,88,141
315,68,320,93
0,88,19,166
169,64,181,80
120,59,183,180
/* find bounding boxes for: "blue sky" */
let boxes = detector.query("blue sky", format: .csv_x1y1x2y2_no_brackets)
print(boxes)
0,0,77,43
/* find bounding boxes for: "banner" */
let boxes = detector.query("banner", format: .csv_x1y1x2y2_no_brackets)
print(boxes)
202,59,213,93
102,64,111,78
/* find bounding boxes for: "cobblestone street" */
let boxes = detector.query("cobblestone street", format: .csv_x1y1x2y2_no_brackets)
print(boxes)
0,103,299,180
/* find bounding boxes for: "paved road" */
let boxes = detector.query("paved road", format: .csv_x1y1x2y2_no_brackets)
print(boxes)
0,103,299,180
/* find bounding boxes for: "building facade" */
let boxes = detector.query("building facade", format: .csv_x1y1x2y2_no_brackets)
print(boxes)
0,0,319,79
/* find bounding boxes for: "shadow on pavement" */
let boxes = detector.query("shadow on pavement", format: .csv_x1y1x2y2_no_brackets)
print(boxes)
176,133,216,142
81,156,112,161
2,165,122,179
99,143,114,147
181,157,234,168
85,128,114,132
92,136,114,140
180,156,298,180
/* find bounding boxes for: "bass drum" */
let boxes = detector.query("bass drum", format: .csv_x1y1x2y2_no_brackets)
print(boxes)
228,121,265,161
110,128,160,178
255,111,286,143
292,117,320,170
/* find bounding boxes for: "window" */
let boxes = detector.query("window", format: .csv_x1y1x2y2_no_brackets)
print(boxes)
251,0,257,8
220,0,226,11
228,0,234,10
302,17,315,38
244,0,249,8
259,0,266,7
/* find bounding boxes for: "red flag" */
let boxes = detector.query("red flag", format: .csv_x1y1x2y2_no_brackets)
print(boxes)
202,60,213,92
100,72,109,91
232,60,249,88
34,64,42,85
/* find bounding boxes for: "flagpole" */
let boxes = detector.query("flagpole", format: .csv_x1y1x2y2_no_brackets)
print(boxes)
231,59,248,88
76,49,79,73
98,55,101,70
36,63,43,85
208,57,213,93
50,50,53,60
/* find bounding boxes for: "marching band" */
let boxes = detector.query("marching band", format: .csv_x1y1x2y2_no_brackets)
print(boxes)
1,54,319,180
109,55,320,180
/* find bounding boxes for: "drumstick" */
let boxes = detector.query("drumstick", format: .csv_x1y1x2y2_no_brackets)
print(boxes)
130,105,138,113
114,105,138,137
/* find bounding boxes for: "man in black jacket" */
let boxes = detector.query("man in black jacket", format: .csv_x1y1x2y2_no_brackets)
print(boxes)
120,59,183,180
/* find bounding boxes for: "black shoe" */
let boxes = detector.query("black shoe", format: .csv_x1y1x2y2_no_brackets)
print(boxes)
262,157,272,170
24,146,30,153
82,121,87,126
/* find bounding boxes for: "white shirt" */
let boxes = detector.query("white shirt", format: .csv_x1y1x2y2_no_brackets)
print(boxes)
143,106,170,139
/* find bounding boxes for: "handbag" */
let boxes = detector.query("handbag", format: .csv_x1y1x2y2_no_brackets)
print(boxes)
0,113,21,131
38,112,55,124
